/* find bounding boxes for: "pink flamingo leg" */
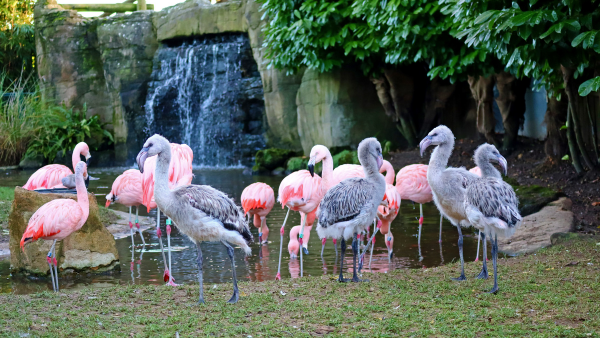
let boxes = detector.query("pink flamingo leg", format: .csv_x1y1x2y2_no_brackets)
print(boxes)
333,238,337,256
129,206,135,250
46,240,57,292
135,206,146,246
52,240,59,292
359,219,381,272
165,218,179,286
418,204,423,262
475,230,481,262
276,208,290,280
299,212,307,277
439,214,443,243
320,238,326,258
155,209,172,284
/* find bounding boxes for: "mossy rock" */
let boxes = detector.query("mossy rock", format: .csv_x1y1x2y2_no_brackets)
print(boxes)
286,157,308,173
504,177,561,217
333,150,359,167
253,148,298,174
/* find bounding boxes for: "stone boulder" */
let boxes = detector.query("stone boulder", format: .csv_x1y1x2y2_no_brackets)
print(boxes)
499,197,574,255
9,187,120,276
296,69,404,155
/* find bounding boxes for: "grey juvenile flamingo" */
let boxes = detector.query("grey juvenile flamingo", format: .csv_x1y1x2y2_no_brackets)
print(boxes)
419,125,478,281
136,134,253,304
316,138,386,282
464,145,521,293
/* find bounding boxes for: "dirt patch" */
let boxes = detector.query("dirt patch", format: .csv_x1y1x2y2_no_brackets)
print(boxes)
389,137,600,232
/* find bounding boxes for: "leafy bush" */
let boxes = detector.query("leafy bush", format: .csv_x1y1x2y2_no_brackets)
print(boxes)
0,0,36,86
26,103,114,162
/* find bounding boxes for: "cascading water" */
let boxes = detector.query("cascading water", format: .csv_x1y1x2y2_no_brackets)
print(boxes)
145,34,266,167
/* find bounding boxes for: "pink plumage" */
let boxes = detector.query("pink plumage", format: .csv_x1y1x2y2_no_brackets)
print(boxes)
141,143,194,212
332,160,395,186
23,142,90,190
278,170,322,214
395,164,432,204
241,182,275,216
469,166,482,177
105,169,143,208
377,183,401,234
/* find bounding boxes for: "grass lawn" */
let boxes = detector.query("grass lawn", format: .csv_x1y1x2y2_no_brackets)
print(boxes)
0,235,598,337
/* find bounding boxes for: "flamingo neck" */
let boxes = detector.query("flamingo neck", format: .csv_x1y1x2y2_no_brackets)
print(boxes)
72,143,86,170
428,139,454,176
320,152,334,193
474,153,501,179
75,171,90,228
380,162,395,184
154,145,174,212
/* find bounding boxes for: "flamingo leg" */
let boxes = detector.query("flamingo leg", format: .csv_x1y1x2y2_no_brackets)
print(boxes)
439,214,443,243
333,239,338,256
368,235,374,271
299,213,307,277
418,204,423,262
359,222,379,272
52,240,59,292
131,238,135,283
195,242,204,304
136,206,146,246
487,234,499,294
155,209,170,281
46,240,57,292
351,234,368,282
129,206,135,250
475,230,481,262
320,238,326,258
222,241,239,304
338,238,349,282
476,232,489,279
451,226,467,281
166,218,176,285
276,207,290,280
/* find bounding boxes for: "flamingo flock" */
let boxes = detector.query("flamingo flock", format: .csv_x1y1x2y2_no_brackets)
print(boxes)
19,124,521,298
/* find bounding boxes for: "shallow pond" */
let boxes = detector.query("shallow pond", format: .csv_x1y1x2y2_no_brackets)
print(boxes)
0,167,481,294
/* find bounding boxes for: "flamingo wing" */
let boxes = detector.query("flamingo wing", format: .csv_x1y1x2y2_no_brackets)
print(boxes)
20,199,82,248
278,170,321,208
318,178,372,228
241,183,275,214
23,165,72,190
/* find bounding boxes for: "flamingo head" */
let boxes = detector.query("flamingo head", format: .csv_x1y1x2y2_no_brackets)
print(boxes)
474,143,508,176
420,125,453,157
137,134,169,174
308,144,329,177
358,138,383,171
105,192,117,207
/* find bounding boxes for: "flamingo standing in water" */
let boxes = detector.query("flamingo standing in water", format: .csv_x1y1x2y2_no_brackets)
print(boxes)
276,161,323,279
287,224,313,258
20,161,90,292
141,142,193,285
241,183,275,244
377,183,402,261
105,169,147,248
23,142,91,190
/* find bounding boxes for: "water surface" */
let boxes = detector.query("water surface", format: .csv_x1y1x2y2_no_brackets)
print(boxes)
0,167,481,294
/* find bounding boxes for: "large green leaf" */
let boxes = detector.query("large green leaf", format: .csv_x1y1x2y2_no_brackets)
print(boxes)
578,76,600,96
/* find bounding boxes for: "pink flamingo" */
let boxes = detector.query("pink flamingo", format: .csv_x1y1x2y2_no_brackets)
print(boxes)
141,142,193,285
241,182,275,244
20,161,89,292
23,142,91,190
276,166,322,279
105,169,147,248
288,224,313,259
377,183,402,261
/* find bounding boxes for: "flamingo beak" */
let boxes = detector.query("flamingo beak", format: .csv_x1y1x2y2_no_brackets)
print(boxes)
105,199,111,208
85,153,91,166
419,136,432,157
497,155,508,176
307,157,315,177
376,156,383,170
137,147,149,173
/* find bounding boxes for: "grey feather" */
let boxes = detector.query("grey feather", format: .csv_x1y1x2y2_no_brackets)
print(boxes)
318,178,371,228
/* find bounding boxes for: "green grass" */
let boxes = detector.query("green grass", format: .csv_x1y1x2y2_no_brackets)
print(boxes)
0,187,14,228
0,236,599,337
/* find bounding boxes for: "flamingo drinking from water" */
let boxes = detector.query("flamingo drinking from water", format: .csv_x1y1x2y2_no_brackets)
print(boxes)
377,183,401,261
20,161,90,292
137,134,252,304
105,169,147,248
141,142,193,285
241,182,275,244
23,142,91,190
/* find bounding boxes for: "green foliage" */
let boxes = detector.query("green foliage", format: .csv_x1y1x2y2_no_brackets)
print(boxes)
285,156,308,173
252,148,298,173
332,149,358,167
445,0,600,96
25,103,114,163
0,73,44,165
0,0,35,86
260,0,497,81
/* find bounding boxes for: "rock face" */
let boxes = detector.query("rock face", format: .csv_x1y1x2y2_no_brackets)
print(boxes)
296,69,404,155
9,187,120,276
97,11,158,164
499,197,574,255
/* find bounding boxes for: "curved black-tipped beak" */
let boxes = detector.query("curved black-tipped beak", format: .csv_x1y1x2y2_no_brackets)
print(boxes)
308,164,315,177
419,136,432,157
137,147,149,173
497,154,508,176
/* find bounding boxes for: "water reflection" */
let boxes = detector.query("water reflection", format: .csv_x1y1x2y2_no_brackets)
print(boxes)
0,167,482,294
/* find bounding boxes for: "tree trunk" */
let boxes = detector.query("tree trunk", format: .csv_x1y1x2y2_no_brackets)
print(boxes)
566,105,583,174
495,71,529,153
371,70,418,147
561,65,597,170
419,77,456,138
468,75,496,145
543,91,568,162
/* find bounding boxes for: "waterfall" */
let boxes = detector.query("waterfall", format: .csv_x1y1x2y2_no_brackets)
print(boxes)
145,34,266,167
